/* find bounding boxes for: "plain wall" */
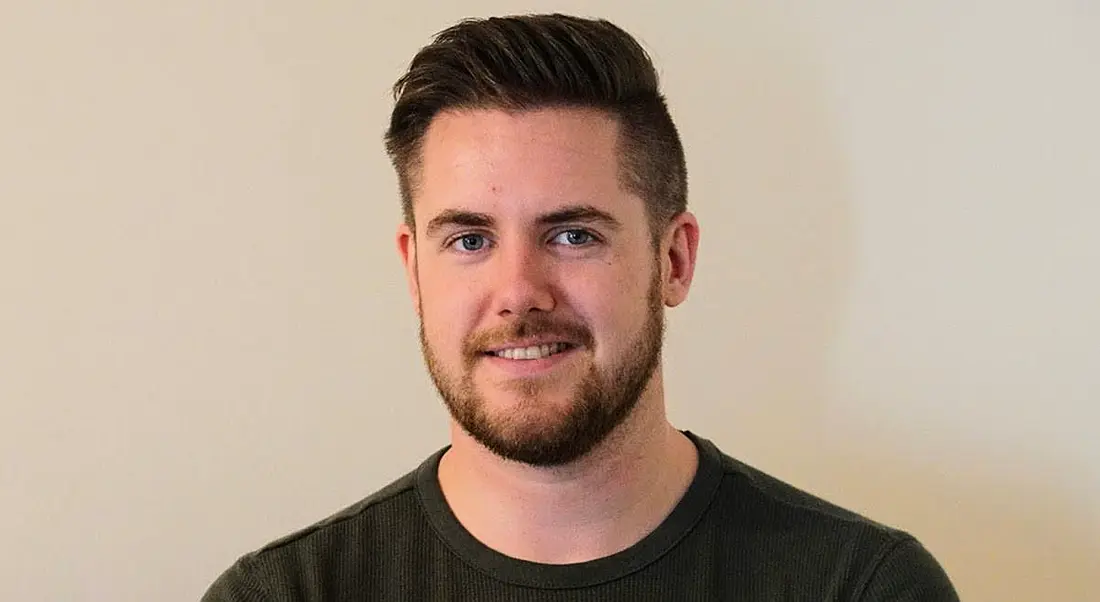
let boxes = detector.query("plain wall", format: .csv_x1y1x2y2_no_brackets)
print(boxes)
2,1,1097,600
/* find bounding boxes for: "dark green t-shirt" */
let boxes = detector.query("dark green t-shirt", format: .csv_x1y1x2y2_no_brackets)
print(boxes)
202,433,958,601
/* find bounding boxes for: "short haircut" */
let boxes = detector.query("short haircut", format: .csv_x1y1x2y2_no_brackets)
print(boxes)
384,13,687,240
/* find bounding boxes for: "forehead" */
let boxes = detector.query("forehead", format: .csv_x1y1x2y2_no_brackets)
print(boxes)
414,107,637,225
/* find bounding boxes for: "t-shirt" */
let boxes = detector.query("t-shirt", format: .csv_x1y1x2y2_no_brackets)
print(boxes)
201,433,959,601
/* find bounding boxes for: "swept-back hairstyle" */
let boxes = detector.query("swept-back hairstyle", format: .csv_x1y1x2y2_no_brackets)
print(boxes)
384,14,687,239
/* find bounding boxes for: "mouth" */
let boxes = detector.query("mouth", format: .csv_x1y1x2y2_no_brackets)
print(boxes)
483,342,576,361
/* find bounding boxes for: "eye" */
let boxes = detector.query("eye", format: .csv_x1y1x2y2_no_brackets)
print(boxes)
551,229,596,246
450,233,488,252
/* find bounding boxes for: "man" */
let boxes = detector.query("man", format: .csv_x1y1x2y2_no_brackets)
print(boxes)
203,14,958,601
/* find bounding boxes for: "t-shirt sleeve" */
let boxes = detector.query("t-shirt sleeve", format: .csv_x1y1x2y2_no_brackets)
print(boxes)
200,559,269,602
856,536,960,602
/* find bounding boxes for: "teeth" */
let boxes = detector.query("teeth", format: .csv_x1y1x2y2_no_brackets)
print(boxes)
494,343,567,360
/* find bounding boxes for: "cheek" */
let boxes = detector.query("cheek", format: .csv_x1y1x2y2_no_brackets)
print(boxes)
572,268,651,353
418,270,482,351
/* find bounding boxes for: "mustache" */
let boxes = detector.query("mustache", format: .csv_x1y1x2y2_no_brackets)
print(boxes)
464,313,594,356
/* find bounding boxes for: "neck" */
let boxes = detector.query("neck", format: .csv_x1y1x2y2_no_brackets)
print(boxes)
437,374,699,564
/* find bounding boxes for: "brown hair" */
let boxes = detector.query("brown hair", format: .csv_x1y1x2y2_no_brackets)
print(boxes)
383,14,687,239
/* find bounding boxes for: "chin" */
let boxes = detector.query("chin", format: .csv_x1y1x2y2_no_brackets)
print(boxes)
479,388,572,422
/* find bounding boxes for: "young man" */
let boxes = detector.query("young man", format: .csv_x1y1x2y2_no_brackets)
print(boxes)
203,14,958,601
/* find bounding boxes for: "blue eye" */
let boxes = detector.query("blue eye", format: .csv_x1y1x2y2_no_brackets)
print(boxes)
553,229,595,246
452,234,487,252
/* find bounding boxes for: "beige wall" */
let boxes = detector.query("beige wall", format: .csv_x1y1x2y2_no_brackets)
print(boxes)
3,1,1097,600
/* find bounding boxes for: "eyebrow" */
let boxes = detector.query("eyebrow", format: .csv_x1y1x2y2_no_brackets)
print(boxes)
423,204,622,238
424,209,494,238
537,205,622,231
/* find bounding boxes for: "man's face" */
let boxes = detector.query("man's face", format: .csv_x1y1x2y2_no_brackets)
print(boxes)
397,107,668,466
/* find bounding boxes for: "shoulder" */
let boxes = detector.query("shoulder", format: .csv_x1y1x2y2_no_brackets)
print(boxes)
251,468,420,556
854,535,959,601
201,466,426,602
716,451,895,533
704,441,958,600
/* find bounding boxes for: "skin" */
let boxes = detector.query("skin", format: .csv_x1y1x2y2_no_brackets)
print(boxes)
396,106,701,564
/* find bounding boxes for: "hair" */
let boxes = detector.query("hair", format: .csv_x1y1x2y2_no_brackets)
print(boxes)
383,13,687,240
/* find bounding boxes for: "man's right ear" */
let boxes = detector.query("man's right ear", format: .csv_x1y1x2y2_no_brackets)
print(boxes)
396,223,420,315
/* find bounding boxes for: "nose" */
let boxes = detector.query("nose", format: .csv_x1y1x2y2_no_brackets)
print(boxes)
492,240,556,317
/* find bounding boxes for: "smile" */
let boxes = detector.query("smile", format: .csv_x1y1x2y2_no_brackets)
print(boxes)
488,342,573,360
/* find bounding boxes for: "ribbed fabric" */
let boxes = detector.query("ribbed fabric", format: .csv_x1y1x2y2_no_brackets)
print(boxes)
202,433,958,601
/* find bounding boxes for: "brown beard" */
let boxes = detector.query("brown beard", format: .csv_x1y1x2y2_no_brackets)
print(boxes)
418,265,665,466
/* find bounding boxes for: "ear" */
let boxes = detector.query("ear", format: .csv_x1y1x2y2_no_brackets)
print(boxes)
659,211,700,307
396,222,421,315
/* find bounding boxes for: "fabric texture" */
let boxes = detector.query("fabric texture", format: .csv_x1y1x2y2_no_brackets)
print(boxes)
202,433,959,601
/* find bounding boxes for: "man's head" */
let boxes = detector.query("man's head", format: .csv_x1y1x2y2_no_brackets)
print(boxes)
386,14,698,466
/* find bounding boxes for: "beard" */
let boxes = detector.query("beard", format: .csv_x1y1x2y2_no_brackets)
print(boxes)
418,268,665,467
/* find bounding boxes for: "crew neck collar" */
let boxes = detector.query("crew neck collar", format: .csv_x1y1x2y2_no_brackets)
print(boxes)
415,431,724,589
